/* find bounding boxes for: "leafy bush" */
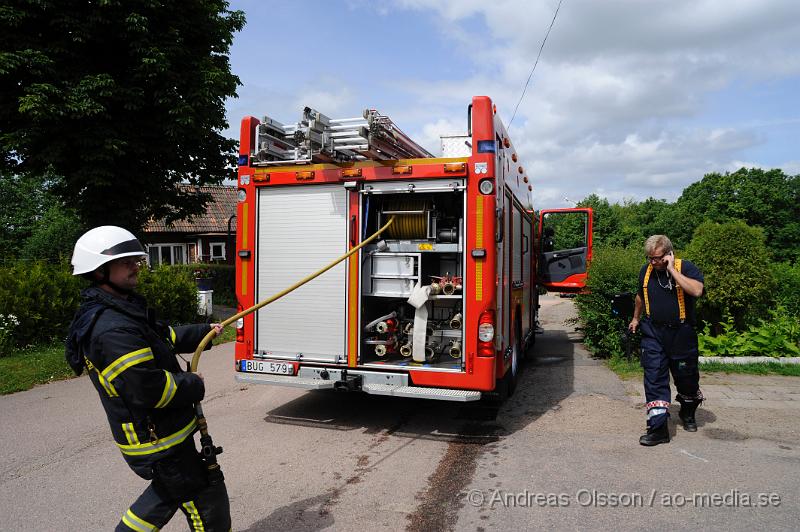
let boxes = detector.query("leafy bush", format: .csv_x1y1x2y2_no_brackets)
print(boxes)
0,313,20,356
686,220,776,330
770,262,800,317
0,261,84,349
698,307,800,357
172,263,236,307
137,265,202,325
574,246,643,357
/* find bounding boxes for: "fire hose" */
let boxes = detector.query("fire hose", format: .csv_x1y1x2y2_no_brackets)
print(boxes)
187,216,396,479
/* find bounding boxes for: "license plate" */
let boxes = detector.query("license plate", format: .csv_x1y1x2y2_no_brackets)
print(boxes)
241,359,296,375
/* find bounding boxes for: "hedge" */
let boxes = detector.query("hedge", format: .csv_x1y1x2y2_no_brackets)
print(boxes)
137,265,204,325
0,261,84,351
770,261,800,317
573,246,642,358
0,261,206,354
171,264,236,307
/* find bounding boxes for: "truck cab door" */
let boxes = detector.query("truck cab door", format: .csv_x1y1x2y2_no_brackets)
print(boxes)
537,208,593,293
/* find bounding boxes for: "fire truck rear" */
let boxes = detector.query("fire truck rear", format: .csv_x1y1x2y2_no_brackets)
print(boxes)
233,96,591,401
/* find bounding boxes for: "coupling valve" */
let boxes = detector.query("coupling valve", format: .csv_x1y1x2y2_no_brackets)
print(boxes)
449,340,462,359
374,344,389,357
376,318,398,334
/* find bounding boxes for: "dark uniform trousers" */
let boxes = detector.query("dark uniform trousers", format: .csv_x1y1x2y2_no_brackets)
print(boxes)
117,474,230,531
640,318,700,429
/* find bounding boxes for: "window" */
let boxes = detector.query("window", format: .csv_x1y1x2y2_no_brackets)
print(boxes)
210,242,226,261
147,244,188,266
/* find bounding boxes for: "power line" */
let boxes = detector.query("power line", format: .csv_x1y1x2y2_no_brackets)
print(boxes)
508,0,564,128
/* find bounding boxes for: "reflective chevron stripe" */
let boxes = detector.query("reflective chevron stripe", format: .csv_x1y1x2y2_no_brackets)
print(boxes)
154,371,177,408
116,418,197,456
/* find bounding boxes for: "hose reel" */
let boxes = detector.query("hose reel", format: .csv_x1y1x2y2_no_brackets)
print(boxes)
380,199,432,240
379,199,457,242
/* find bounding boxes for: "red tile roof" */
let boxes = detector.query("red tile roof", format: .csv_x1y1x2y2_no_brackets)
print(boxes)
144,185,237,233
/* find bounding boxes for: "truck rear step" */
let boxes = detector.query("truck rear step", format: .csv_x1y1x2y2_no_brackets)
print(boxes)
362,383,480,402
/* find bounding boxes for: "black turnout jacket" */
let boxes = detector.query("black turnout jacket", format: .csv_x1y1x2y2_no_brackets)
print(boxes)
66,286,210,479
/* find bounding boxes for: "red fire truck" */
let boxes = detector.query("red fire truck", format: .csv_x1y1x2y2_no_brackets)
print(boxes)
233,96,591,401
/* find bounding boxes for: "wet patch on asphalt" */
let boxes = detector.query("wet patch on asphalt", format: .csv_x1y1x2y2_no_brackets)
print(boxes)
406,440,487,532
703,428,749,441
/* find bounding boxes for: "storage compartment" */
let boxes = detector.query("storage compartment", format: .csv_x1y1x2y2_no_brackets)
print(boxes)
364,253,421,297
358,180,466,371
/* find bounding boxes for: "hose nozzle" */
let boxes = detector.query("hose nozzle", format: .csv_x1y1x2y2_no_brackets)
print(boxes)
449,313,462,330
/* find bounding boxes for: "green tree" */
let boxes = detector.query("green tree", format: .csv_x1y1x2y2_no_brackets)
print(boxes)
0,0,245,230
686,220,776,330
577,194,620,246
673,168,799,261
542,210,588,250
0,172,84,261
20,204,84,262
0,172,47,259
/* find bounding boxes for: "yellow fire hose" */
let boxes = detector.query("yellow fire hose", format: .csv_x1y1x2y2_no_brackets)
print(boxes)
190,216,395,372
188,217,395,472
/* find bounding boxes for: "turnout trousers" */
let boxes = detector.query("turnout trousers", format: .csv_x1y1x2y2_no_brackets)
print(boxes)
640,318,701,429
116,479,230,531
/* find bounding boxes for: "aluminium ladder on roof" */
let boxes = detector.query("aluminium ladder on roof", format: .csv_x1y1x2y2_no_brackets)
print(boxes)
251,106,434,166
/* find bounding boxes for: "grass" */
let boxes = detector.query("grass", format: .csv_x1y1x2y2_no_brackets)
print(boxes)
0,342,74,395
606,355,643,380
605,355,800,379
212,324,237,346
1,326,237,395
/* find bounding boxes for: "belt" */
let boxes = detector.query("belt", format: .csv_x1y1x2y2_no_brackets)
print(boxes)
643,317,685,328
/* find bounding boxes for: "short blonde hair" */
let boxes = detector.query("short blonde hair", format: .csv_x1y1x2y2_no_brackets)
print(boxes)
644,235,673,255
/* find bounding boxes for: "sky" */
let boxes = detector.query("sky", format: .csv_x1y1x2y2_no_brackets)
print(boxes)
224,0,800,209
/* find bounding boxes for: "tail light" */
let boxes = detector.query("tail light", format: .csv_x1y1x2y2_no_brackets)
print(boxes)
236,305,244,343
477,310,495,357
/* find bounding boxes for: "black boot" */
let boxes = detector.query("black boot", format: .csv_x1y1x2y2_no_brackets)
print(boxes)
639,423,670,446
677,395,702,432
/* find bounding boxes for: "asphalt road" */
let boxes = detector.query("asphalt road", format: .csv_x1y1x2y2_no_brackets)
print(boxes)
1,294,797,531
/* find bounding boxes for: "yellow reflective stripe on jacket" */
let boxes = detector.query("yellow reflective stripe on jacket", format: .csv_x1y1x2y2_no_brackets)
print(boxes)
154,371,177,408
643,260,685,321
182,500,205,531
116,418,197,456
122,422,140,445
85,355,118,397
169,326,176,344
102,347,154,383
121,508,159,531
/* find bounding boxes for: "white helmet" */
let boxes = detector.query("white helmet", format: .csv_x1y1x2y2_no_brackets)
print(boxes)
71,226,147,275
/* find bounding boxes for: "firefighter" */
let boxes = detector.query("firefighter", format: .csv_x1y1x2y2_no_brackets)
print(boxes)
64,226,231,531
628,235,705,446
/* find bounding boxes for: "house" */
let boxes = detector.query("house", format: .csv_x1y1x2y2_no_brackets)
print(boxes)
142,185,237,266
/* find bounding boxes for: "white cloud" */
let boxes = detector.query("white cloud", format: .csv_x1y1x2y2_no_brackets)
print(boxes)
291,83,355,120
418,118,468,156
225,1,799,207
385,0,800,206
781,161,800,175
